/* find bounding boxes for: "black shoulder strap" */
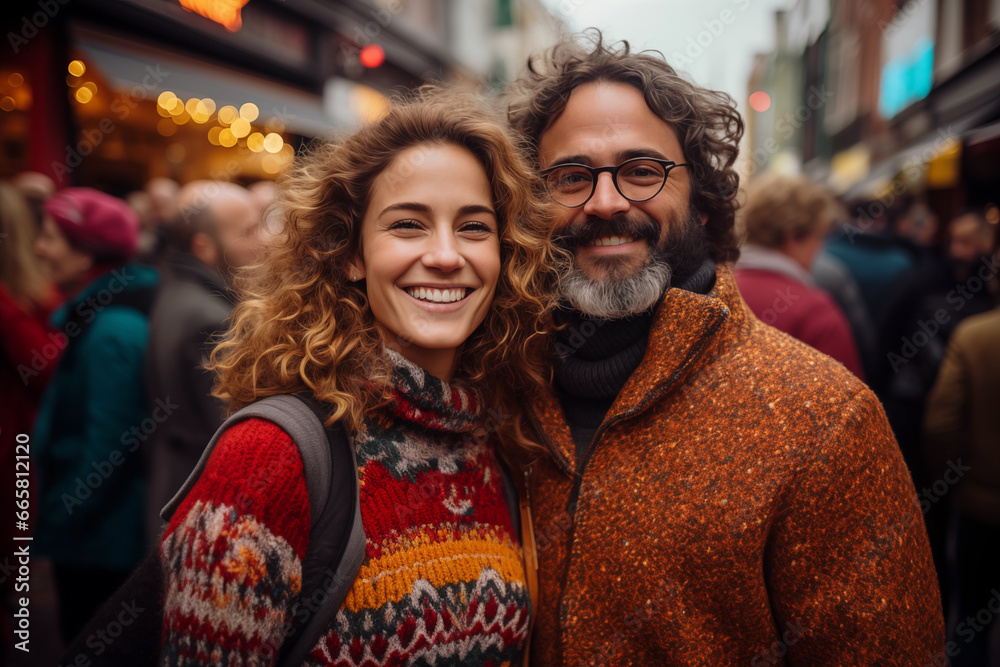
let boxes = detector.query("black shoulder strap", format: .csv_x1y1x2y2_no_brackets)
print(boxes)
161,395,366,667
277,398,365,667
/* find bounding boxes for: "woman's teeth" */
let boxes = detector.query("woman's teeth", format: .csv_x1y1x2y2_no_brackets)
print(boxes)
405,287,468,303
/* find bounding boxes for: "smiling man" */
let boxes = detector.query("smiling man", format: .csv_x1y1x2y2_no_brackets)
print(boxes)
508,34,944,665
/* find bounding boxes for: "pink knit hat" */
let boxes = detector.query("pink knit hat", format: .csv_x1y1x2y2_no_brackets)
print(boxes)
43,188,139,259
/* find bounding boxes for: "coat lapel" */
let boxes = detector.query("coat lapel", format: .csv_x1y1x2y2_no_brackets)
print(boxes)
527,266,751,471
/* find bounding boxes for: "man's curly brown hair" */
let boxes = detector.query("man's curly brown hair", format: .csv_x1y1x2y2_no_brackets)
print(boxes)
507,30,745,264
210,88,567,456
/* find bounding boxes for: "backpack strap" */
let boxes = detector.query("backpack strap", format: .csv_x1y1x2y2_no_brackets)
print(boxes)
161,394,333,523
160,394,366,667
276,399,365,667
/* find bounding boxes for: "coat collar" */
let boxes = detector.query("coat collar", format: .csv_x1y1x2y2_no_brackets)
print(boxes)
528,264,750,474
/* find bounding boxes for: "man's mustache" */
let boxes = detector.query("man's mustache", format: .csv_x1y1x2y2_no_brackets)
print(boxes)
556,215,661,250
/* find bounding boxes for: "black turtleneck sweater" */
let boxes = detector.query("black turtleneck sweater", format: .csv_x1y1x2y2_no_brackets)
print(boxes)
554,259,717,468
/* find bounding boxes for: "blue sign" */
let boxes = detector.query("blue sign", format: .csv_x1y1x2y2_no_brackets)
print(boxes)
879,36,934,118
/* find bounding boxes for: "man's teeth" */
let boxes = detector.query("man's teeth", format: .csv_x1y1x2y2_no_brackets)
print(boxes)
406,287,468,303
587,236,635,247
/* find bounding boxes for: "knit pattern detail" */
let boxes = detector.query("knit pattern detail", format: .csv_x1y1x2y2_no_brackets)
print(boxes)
159,353,529,666
303,352,530,666
159,418,311,666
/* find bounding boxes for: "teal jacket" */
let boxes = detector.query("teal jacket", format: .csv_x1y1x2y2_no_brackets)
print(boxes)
33,263,159,570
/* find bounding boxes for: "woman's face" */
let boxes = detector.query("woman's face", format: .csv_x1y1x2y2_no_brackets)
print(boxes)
34,216,93,291
355,142,501,380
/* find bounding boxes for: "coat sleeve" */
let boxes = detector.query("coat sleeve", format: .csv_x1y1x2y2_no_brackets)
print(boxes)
765,389,944,665
158,417,312,667
0,285,59,397
923,330,971,475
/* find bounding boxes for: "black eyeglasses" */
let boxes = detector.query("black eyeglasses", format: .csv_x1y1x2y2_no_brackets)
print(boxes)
540,157,690,208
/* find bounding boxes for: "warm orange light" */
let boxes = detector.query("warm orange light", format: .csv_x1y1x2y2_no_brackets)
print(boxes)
239,102,258,122
177,0,250,32
246,132,265,152
0,97,15,112
8,73,24,87
218,105,238,125
68,60,85,77
230,117,251,138
74,87,93,104
263,132,283,153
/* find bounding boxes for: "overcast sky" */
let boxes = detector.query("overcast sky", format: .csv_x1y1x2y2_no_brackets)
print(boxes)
540,0,794,120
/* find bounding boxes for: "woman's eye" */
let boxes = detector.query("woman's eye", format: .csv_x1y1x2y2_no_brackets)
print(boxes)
461,221,494,234
388,219,421,231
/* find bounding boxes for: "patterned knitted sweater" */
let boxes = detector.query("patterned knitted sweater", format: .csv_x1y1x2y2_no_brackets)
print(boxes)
158,352,531,666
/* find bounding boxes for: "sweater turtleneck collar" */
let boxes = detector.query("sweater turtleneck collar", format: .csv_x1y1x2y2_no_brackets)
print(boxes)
383,347,482,434
554,258,717,401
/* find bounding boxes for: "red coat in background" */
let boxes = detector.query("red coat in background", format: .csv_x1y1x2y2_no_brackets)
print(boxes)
735,244,865,380
0,283,60,652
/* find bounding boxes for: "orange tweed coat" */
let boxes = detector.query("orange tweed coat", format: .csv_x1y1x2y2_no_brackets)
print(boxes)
524,265,945,666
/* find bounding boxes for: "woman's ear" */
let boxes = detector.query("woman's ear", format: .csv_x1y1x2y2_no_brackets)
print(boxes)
347,257,365,282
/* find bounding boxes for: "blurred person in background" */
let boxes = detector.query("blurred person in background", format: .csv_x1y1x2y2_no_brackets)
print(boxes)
143,177,180,258
812,248,878,381
30,188,159,643
893,197,940,249
125,189,157,259
825,196,916,324
924,248,1000,667
878,208,996,467
144,180,263,545
11,171,56,228
876,207,997,612
0,182,61,660
735,173,864,379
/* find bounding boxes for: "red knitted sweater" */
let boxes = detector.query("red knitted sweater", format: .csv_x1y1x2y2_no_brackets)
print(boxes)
158,354,530,665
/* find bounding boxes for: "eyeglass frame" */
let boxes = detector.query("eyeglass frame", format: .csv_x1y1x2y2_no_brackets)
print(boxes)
540,156,690,208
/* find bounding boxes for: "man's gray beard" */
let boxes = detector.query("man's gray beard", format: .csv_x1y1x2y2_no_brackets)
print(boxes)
561,252,672,319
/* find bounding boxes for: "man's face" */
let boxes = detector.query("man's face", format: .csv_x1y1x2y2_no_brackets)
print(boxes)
948,214,993,267
213,195,263,272
538,82,702,317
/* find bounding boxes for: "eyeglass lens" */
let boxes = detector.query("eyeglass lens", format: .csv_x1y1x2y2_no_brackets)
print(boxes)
544,159,668,207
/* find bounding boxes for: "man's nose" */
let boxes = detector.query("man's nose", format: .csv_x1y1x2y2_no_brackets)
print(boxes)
582,171,630,220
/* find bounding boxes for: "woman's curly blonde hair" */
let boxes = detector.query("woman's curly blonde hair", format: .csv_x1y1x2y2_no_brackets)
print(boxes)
210,88,567,455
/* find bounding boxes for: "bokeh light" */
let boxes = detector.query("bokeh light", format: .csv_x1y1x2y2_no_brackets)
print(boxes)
263,132,283,153
68,60,86,77
239,103,259,122
749,91,771,113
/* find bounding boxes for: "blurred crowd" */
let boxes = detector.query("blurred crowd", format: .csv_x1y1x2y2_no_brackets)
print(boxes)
0,172,274,659
1,169,998,661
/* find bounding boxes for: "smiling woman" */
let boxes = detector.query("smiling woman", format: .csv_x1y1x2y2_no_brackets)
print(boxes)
155,88,567,667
